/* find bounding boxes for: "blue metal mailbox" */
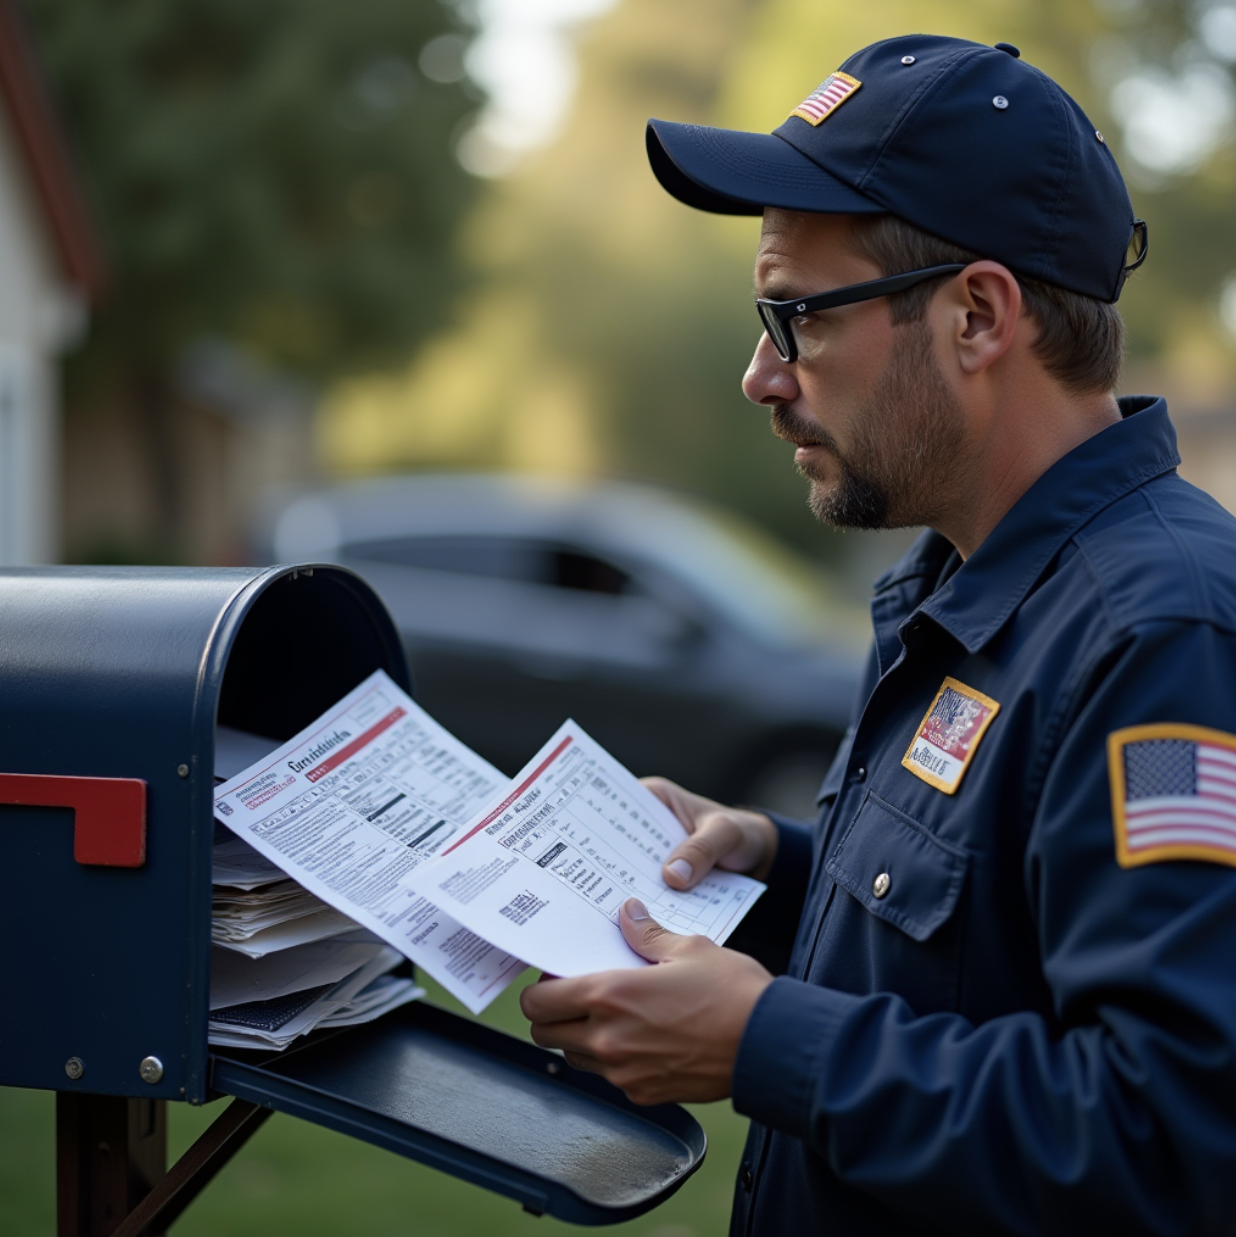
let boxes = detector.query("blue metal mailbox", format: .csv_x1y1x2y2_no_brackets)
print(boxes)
0,566,704,1235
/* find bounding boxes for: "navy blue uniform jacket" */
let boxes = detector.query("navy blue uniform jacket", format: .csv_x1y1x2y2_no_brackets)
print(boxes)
728,397,1236,1235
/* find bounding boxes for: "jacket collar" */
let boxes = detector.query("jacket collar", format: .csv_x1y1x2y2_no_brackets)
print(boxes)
872,395,1180,654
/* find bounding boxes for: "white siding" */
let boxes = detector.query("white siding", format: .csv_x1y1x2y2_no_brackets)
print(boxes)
0,97,81,564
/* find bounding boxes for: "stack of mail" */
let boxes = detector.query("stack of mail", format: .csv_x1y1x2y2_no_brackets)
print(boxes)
209,728,422,1049
211,833,358,958
209,931,422,1050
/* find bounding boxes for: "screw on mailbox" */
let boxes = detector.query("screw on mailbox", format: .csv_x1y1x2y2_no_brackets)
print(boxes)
177,763,189,778
139,1056,164,1084
64,1057,84,1080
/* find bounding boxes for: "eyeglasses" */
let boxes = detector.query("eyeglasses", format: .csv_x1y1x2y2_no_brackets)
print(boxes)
755,264,967,363
1115,219,1148,297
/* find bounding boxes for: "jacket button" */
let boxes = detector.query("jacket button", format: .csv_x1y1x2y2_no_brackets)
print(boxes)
740,1163,754,1190
872,872,891,899
854,766,867,782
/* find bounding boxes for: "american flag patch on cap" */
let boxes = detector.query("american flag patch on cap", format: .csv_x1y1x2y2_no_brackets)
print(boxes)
1109,724,1236,868
790,72,862,126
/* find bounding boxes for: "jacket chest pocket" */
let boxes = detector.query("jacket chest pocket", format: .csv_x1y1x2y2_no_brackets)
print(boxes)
817,792,970,1013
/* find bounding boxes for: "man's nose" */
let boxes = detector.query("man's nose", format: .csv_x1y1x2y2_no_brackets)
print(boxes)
742,331,799,407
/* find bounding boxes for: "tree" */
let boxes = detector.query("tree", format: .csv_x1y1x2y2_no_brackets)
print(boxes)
22,0,483,546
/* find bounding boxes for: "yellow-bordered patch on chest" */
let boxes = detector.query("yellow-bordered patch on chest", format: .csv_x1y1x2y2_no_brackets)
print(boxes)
902,677,1000,794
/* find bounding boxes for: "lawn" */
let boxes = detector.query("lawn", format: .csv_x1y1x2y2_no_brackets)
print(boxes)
1,971,748,1237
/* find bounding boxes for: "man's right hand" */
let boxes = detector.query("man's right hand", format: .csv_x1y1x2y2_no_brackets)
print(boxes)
642,777,779,889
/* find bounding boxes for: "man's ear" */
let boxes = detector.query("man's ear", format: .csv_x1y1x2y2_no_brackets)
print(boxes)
942,261,1022,376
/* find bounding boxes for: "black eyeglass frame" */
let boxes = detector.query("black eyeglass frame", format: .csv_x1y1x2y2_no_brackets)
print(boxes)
755,264,968,363
1114,218,1148,298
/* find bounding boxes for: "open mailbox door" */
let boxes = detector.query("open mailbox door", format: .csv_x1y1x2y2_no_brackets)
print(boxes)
0,566,705,1233
211,1003,704,1224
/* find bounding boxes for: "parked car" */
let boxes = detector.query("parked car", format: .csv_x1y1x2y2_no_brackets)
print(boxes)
255,474,866,816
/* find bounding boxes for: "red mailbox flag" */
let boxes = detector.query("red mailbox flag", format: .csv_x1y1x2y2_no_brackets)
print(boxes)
0,773,146,866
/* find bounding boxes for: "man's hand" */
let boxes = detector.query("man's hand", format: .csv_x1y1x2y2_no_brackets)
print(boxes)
643,777,779,889
520,898,773,1106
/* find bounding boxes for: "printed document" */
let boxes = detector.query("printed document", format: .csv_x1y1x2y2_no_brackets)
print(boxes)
421,723,765,977
210,933,392,1010
213,670,525,1013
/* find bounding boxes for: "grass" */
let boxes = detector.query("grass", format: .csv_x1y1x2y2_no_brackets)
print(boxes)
0,970,747,1237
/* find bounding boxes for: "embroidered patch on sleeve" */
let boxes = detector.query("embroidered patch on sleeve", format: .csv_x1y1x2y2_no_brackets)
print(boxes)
902,677,1000,794
790,72,862,126
1108,723,1236,868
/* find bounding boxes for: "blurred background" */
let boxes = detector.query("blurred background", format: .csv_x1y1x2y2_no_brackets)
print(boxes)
3,0,1236,1233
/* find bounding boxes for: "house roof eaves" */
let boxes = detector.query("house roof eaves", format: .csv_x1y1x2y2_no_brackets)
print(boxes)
0,0,105,298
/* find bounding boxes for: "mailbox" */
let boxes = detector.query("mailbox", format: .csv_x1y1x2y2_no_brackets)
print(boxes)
0,566,704,1234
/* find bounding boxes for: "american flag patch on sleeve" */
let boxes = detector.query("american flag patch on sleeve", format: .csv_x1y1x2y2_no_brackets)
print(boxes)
1108,724,1236,868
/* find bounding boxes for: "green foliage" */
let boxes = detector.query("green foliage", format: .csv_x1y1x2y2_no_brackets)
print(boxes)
514,0,1236,552
332,0,1236,568
23,0,481,380
1073,0,1236,363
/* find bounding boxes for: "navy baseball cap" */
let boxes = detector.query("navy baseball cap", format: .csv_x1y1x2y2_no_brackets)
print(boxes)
647,35,1144,302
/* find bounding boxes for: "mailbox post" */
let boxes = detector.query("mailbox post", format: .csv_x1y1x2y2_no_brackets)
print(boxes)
0,566,704,1236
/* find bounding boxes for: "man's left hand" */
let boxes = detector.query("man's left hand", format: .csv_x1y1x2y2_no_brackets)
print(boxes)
519,898,774,1106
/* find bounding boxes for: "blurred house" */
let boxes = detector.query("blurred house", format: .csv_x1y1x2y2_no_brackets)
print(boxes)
58,337,321,567
0,0,101,564
169,340,321,565
0,5,318,568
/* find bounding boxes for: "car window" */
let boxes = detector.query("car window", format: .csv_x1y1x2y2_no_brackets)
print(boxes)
348,535,532,581
346,535,632,597
552,549,630,595
620,507,867,650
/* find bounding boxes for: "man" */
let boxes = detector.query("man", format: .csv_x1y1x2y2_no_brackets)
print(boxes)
521,34,1236,1236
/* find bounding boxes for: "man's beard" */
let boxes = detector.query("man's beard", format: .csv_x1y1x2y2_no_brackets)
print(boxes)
772,320,967,531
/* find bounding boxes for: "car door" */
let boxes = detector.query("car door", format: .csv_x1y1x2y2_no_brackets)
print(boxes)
342,534,725,780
